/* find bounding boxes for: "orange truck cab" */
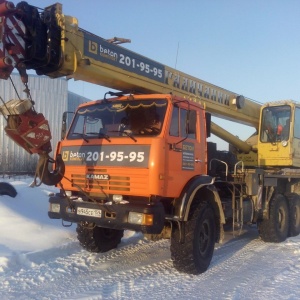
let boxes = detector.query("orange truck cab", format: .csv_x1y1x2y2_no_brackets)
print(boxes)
49,93,211,234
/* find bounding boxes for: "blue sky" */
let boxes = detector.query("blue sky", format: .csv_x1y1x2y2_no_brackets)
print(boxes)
12,0,300,149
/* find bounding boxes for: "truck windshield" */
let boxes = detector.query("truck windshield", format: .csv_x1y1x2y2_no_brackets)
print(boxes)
67,99,168,139
260,105,291,143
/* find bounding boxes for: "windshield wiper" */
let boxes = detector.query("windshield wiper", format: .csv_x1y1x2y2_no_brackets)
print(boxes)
72,132,89,143
122,131,137,142
99,132,111,142
110,130,137,142
85,132,111,142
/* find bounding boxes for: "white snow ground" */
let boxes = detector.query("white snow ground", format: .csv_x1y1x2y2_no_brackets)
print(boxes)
0,176,300,300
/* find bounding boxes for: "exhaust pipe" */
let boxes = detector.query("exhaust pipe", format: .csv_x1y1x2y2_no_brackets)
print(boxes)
37,153,65,186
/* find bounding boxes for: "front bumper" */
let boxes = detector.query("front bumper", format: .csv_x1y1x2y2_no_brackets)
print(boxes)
48,195,165,234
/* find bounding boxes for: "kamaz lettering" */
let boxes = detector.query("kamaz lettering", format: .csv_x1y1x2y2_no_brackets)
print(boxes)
86,174,110,180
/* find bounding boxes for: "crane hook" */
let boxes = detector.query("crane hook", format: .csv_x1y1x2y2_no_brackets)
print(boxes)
36,153,65,186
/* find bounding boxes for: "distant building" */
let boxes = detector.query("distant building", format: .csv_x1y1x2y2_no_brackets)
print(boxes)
0,74,89,174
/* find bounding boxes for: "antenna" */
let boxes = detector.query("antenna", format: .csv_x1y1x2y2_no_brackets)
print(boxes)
175,42,180,70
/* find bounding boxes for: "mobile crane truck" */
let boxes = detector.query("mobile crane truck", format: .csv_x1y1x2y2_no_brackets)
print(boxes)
0,1,300,274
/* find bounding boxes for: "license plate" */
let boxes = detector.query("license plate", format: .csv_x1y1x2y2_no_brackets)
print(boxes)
77,207,102,218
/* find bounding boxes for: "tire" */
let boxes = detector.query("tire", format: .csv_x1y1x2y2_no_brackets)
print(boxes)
286,193,300,237
170,202,216,274
258,194,289,243
76,223,124,253
0,182,17,198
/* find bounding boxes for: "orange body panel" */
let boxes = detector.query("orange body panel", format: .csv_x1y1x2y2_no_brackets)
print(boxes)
57,94,207,199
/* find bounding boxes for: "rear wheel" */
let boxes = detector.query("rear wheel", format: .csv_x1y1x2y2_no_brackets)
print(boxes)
170,202,216,274
76,223,124,252
258,194,289,243
286,193,300,237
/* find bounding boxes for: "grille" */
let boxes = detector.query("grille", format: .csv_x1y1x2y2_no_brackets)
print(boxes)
65,166,150,197
70,168,131,192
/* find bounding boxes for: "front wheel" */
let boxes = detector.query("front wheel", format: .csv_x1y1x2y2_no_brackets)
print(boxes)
170,202,216,274
76,223,124,253
258,194,289,243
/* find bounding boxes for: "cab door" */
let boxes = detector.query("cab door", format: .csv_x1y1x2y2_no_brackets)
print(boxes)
292,107,300,166
164,102,206,197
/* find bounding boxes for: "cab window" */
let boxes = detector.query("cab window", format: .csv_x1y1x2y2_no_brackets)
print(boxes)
294,108,300,139
169,106,196,139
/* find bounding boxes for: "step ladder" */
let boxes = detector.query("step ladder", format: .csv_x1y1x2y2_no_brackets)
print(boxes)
230,161,245,236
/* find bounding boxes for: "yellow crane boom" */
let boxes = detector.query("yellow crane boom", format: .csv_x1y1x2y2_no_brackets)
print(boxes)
56,11,261,129
0,2,260,151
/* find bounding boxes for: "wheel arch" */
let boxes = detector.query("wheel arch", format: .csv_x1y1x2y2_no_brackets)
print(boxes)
174,175,225,243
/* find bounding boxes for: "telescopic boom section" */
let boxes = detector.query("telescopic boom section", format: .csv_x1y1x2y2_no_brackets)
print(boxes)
0,1,261,151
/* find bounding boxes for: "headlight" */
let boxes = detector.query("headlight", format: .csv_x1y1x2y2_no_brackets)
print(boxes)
281,140,288,147
128,212,153,225
113,194,123,203
65,190,72,197
49,203,60,213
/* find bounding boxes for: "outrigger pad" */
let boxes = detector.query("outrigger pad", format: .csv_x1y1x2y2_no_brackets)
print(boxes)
0,182,17,198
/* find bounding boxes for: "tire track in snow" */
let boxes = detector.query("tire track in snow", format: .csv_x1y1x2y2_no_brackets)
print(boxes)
164,231,300,300
0,235,173,299
0,228,254,299
236,238,300,300
1,228,300,300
